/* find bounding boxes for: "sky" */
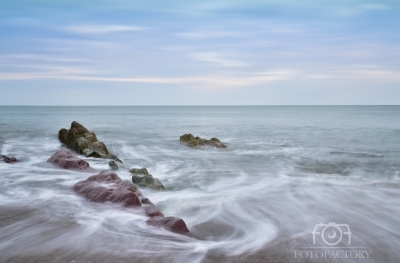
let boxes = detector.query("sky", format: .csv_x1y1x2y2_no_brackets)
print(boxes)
0,0,399,105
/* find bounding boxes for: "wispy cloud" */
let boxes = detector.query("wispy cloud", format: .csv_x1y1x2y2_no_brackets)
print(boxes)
188,69,297,89
0,66,296,90
348,65,400,82
188,52,248,67
38,38,124,50
305,65,400,83
0,73,182,83
64,25,145,34
334,3,388,17
176,31,242,39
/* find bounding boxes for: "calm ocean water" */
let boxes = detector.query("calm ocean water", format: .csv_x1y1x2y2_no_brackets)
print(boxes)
0,106,400,262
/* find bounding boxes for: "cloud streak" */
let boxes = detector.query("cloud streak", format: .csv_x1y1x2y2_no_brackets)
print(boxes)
188,52,248,67
0,68,296,89
1,64,400,89
64,25,145,34
176,31,242,39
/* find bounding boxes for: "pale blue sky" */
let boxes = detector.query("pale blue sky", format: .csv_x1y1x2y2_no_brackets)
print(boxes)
0,0,399,105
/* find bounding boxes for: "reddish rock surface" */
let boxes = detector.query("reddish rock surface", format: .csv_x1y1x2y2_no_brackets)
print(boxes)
147,216,191,237
142,198,164,217
73,170,191,236
47,150,95,171
73,170,142,207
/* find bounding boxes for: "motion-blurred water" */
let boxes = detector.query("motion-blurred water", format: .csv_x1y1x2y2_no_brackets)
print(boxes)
0,106,399,263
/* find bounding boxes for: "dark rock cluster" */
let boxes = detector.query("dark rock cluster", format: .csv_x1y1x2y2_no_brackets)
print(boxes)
130,168,165,190
58,121,122,162
109,160,119,170
1,155,18,163
180,133,227,148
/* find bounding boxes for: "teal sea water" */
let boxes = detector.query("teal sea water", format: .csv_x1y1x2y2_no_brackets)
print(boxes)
0,106,400,262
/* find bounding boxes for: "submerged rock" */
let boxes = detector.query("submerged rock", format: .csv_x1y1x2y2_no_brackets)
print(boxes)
146,216,191,237
109,160,119,170
1,155,18,163
142,198,164,217
180,133,227,148
58,121,122,162
205,137,226,148
73,170,190,236
130,168,165,190
47,150,95,172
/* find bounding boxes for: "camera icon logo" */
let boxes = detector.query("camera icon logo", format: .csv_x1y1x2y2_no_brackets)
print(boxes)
312,222,352,246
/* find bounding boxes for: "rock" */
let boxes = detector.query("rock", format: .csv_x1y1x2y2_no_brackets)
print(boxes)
195,137,205,145
130,168,149,175
130,168,165,190
58,121,122,162
180,133,227,148
109,160,119,170
146,216,191,237
1,155,18,163
204,137,227,148
187,139,200,147
180,133,200,147
73,170,190,236
180,133,195,142
73,170,142,207
142,198,164,217
47,150,95,172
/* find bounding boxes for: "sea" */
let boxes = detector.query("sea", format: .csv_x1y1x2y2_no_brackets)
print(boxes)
0,106,399,263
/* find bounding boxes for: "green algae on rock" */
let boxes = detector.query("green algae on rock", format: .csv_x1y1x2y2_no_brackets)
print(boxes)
180,133,227,148
130,168,165,190
58,121,122,163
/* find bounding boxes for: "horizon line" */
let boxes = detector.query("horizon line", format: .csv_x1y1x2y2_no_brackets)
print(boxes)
0,105,399,107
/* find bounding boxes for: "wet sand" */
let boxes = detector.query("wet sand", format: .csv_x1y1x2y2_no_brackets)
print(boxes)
1,249,285,263
0,206,35,228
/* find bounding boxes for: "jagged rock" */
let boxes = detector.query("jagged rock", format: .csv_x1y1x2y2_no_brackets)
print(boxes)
204,137,226,148
180,133,227,148
47,150,95,172
130,168,149,175
58,121,122,162
180,133,195,142
195,137,205,145
109,160,119,170
73,170,190,236
1,155,18,163
130,168,165,190
147,216,191,237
